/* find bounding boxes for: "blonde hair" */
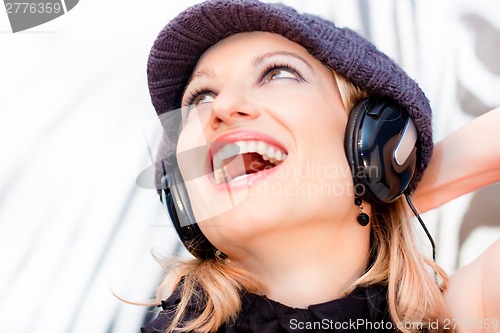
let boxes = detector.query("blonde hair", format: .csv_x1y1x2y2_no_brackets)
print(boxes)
148,72,453,333
352,199,452,332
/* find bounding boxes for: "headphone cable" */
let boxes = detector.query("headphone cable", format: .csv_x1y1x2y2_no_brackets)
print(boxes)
404,192,436,262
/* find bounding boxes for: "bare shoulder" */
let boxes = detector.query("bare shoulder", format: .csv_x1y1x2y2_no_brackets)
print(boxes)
482,239,500,319
445,239,500,332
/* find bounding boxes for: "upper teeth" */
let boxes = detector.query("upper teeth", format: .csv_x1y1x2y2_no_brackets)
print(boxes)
212,140,287,172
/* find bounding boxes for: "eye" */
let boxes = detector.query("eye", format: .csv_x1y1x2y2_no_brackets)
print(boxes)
193,93,214,106
184,89,215,107
181,89,215,123
263,65,301,83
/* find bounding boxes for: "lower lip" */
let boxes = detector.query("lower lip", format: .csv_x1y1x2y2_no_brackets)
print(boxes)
208,160,287,191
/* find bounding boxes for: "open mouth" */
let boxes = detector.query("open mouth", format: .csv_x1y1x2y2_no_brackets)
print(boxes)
211,140,288,185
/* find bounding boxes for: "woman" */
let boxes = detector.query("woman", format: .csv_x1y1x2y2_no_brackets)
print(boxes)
142,1,500,332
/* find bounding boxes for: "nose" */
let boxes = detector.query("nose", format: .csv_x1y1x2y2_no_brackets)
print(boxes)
209,85,260,130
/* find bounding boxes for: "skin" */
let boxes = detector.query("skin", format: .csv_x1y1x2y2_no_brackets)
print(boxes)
414,104,500,331
414,106,500,213
176,31,500,328
445,239,500,332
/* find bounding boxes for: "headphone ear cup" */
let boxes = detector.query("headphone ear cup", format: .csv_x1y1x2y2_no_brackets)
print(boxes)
345,98,417,205
161,167,219,259
164,189,179,229
344,100,365,194
345,98,387,203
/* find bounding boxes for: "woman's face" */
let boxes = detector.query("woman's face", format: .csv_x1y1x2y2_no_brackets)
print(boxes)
176,32,358,252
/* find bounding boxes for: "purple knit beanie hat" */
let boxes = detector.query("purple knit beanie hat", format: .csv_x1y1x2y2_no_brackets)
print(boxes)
147,0,433,189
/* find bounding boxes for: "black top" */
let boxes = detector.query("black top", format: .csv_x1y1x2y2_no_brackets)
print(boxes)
141,284,395,332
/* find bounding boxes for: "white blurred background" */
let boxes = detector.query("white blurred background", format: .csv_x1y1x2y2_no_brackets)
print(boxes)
0,0,499,332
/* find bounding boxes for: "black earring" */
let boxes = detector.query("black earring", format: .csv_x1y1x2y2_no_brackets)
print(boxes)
355,197,370,226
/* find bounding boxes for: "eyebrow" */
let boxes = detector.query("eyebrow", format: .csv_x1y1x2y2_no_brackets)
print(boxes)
253,51,313,71
185,68,215,89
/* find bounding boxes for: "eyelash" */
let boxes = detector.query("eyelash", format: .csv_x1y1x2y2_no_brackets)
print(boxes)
183,63,303,108
184,88,213,108
261,62,303,83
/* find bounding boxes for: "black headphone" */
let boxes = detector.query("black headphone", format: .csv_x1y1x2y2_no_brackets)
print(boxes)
160,97,418,258
160,166,219,259
344,97,417,205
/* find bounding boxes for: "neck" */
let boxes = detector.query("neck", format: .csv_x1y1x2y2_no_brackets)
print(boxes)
229,212,371,308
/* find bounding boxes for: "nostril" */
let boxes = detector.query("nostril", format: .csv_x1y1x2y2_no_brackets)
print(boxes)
210,119,221,130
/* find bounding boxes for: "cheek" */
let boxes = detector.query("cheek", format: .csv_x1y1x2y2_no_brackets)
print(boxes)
293,95,348,163
177,112,207,151
287,94,354,203
274,85,347,131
